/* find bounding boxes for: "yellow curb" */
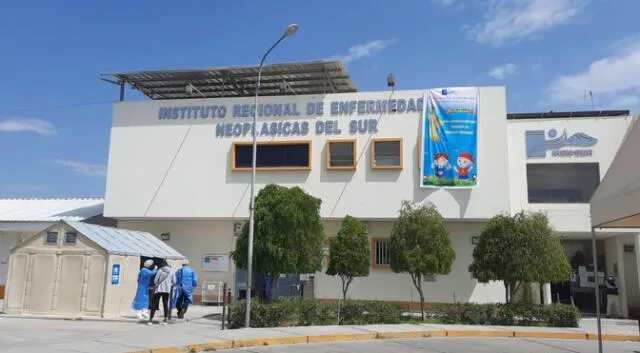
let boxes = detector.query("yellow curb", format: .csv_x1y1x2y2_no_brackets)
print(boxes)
232,336,308,348
307,333,378,343
203,341,235,350
587,333,640,341
445,330,514,338
122,330,640,353
150,347,184,353
377,330,445,339
514,331,587,340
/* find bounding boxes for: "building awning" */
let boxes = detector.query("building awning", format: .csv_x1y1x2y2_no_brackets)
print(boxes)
100,60,357,100
590,115,640,228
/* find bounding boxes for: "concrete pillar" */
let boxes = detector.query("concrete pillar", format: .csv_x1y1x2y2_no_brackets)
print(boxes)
542,283,552,304
614,237,629,318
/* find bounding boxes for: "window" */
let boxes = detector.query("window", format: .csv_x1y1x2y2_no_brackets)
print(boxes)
44,231,58,245
527,163,600,203
372,238,391,268
371,138,403,169
64,232,78,245
232,141,312,171
326,140,357,170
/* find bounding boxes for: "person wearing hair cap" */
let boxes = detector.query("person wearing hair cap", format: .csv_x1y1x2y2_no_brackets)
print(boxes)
131,259,157,320
172,258,198,319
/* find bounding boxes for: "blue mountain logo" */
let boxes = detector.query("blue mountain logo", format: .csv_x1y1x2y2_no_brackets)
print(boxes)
525,129,598,158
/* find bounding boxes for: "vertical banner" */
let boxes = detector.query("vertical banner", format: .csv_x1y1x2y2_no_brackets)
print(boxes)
421,87,479,188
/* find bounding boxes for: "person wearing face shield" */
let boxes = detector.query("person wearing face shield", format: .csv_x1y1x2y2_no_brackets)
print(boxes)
132,259,158,320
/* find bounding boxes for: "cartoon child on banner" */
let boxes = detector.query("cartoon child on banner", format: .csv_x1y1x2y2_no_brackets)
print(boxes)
431,153,452,179
455,152,475,180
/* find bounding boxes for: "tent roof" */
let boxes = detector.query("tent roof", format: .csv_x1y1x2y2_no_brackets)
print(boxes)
65,221,185,259
0,198,104,222
590,115,640,228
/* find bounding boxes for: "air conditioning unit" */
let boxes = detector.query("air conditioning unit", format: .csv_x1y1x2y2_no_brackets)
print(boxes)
233,222,243,236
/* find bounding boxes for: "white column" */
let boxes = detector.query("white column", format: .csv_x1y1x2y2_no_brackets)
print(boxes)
615,237,628,318
542,283,552,304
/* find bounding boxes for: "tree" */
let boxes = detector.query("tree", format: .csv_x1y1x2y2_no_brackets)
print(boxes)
326,215,370,301
231,184,325,300
389,201,456,320
468,211,571,304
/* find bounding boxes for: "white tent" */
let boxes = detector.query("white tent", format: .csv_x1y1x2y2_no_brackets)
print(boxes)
589,114,639,353
591,114,640,228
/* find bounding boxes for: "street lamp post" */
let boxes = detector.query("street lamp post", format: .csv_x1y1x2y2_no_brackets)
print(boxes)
245,23,299,328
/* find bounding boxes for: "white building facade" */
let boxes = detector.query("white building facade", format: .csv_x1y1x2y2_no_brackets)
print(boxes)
103,77,639,317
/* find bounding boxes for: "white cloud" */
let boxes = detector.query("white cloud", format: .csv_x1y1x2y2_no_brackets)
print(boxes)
53,159,107,177
548,34,640,110
468,0,588,46
489,63,520,79
335,39,397,64
0,118,57,135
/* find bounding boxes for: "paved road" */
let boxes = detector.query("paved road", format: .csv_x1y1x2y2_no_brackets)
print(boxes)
231,337,639,353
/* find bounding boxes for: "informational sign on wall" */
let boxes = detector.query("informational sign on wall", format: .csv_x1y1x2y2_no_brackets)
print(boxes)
111,264,120,285
420,87,479,188
202,254,229,272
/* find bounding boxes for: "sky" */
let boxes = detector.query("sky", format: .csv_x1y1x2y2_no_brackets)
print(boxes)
0,0,638,198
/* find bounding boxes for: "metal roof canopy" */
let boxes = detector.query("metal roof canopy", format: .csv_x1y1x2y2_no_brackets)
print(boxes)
65,221,186,260
100,60,357,101
507,110,630,120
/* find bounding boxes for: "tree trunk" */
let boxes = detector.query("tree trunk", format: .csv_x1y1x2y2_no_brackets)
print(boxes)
410,273,425,320
340,276,353,301
504,281,511,304
269,273,280,301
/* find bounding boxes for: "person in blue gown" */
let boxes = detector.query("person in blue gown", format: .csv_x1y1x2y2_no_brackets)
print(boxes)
172,259,198,319
132,259,157,320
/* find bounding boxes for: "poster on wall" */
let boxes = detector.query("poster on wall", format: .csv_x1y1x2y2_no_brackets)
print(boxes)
420,87,479,188
202,254,230,272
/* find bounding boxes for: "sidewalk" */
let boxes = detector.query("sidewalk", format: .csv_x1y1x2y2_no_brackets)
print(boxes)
0,310,638,353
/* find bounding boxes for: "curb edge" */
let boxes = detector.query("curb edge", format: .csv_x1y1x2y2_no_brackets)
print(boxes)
137,330,640,353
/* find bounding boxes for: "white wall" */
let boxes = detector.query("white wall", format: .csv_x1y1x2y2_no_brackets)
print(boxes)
316,220,503,303
507,116,634,232
118,220,236,295
105,87,510,221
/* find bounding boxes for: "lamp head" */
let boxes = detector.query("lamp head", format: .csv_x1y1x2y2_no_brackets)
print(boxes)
186,84,194,95
387,74,396,88
285,24,299,36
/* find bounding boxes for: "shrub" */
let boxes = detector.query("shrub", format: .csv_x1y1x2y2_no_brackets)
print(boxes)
542,303,581,327
428,303,579,328
228,299,296,329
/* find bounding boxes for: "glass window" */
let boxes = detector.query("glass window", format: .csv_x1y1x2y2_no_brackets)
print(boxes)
233,142,311,170
527,163,600,203
373,239,390,267
64,232,77,245
372,139,402,169
44,231,58,245
327,140,356,169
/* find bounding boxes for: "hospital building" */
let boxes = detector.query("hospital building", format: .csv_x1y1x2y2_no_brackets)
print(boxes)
2,60,639,319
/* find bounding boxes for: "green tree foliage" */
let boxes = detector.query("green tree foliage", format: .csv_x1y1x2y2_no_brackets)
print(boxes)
231,184,325,299
325,215,371,300
389,201,456,320
468,211,571,304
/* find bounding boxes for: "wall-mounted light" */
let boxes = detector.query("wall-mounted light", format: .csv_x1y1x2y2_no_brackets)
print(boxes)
471,236,480,245
623,244,634,252
160,233,170,241
233,223,243,236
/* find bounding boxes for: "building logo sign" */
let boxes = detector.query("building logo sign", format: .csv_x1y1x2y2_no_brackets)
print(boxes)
525,129,598,158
